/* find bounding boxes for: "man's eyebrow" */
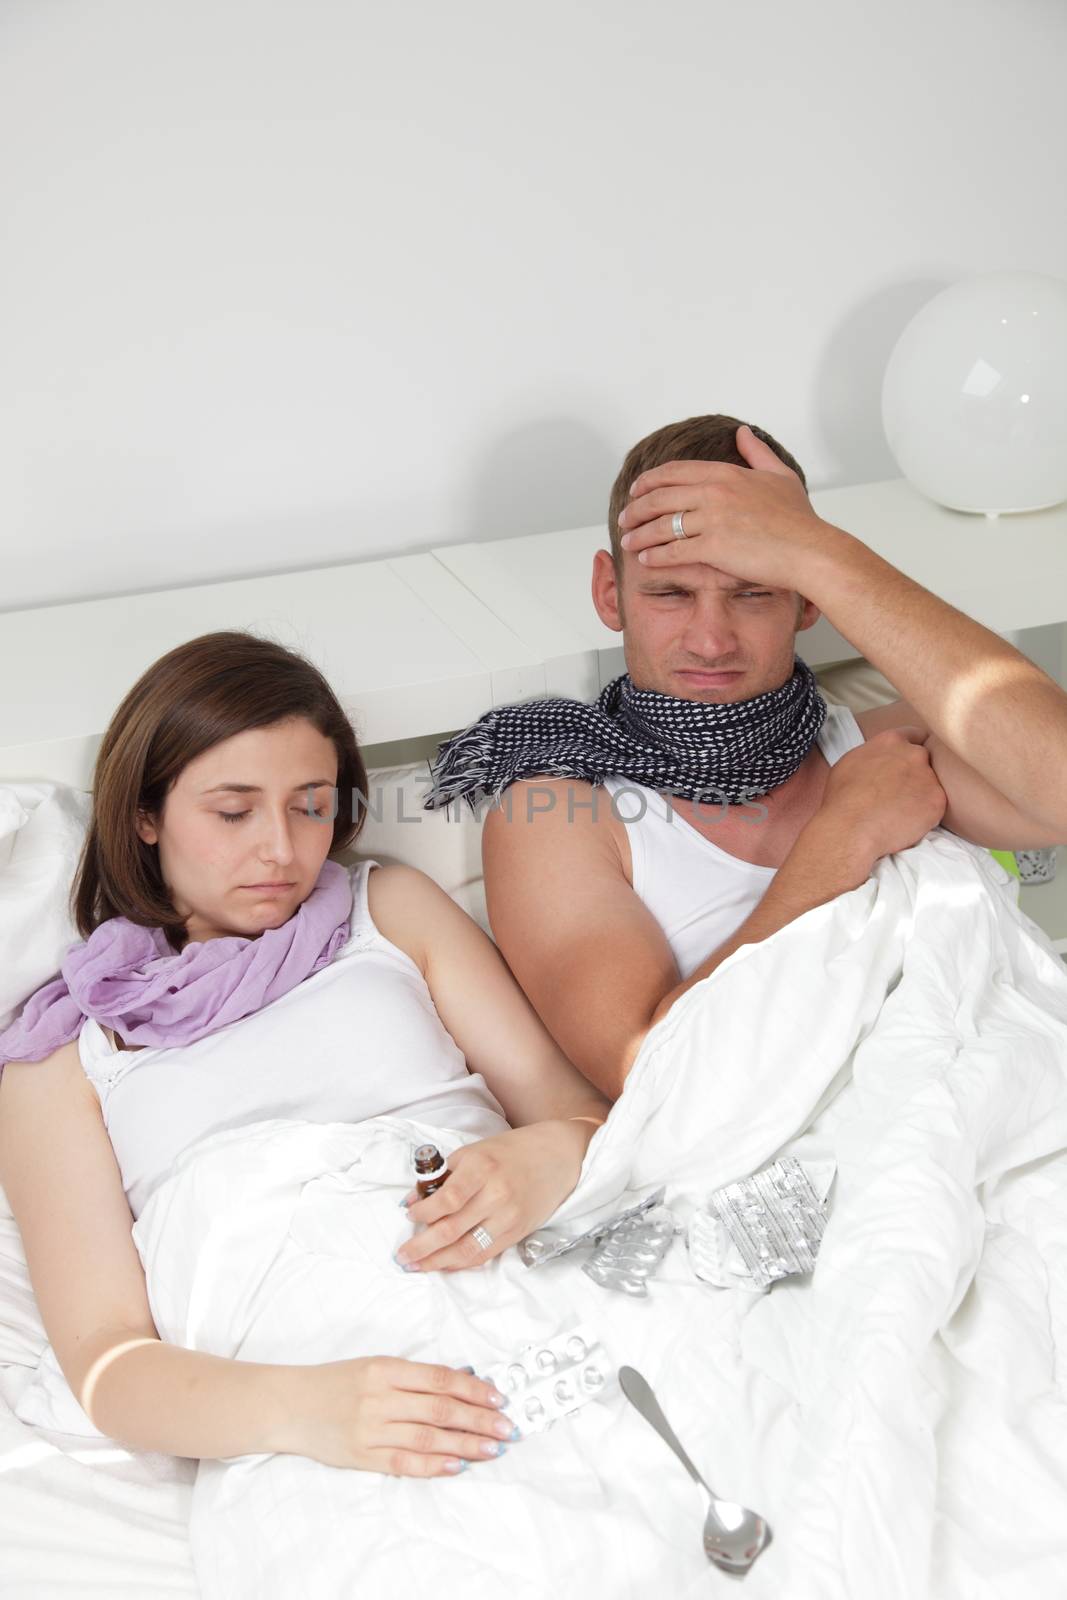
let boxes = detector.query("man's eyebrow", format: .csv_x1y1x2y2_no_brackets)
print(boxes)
639,577,769,592
200,780,336,796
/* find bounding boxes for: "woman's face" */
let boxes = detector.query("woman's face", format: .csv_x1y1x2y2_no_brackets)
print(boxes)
135,717,340,944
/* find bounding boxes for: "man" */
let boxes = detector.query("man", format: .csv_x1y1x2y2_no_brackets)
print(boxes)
461,416,1067,1099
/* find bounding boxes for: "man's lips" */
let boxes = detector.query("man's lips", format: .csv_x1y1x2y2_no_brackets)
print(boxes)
674,669,744,683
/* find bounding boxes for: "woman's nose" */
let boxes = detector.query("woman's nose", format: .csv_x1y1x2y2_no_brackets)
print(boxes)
257,812,297,865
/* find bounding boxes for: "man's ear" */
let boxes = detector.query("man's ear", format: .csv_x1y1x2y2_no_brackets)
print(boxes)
592,549,624,632
795,594,821,631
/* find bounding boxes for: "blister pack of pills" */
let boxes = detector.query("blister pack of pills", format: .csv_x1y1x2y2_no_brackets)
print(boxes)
479,1324,614,1437
687,1157,835,1292
518,1186,667,1268
582,1205,678,1297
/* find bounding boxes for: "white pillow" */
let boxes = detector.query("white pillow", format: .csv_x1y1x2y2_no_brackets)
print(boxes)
336,761,490,934
0,783,95,1358
0,783,93,1035
815,657,898,712
0,783,93,1361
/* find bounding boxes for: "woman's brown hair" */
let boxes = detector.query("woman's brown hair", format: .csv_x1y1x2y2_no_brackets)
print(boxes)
71,630,368,952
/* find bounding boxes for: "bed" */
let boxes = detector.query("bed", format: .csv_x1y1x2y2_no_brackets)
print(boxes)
1,514,1065,1597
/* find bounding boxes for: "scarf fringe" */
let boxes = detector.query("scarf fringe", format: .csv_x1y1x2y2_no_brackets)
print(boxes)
424,716,508,812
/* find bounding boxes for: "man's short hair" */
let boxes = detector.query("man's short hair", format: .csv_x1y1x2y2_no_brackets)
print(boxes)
606,414,808,568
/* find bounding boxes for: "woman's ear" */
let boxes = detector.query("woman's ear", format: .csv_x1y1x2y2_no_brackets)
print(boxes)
135,808,159,847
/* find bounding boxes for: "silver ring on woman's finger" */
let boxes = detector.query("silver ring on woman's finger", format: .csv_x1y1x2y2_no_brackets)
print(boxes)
470,1224,493,1251
671,511,687,539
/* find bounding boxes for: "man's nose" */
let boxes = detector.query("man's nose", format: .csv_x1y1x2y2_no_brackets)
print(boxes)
682,596,740,660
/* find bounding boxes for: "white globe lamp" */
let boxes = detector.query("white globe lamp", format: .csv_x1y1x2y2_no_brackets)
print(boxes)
881,270,1067,517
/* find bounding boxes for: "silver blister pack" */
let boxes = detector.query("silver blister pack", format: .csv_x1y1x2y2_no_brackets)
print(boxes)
582,1205,678,1297
518,1186,667,1268
687,1157,834,1292
479,1324,613,1437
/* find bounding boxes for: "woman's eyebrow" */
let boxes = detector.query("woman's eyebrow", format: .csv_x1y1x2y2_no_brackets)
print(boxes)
200,780,335,795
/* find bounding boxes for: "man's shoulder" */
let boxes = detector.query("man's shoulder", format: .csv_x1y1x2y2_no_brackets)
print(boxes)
483,774,617,825
481,774,628,869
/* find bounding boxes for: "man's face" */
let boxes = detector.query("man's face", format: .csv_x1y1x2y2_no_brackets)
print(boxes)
591,549,820,703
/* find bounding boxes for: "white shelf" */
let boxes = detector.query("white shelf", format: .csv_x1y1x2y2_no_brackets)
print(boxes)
0,553,547,788
434,479,1067,681
432,526,612,699
811,478,1067,637
433,522,858,678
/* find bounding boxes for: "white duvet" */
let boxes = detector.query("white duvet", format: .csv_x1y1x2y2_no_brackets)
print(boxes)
75,829,1067,1598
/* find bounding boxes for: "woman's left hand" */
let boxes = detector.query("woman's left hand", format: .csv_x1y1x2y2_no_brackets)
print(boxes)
393,1120,596,1273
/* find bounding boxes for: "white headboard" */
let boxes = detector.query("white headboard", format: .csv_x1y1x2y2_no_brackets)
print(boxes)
0,549,549,789
0,510,880,791
8,503,1066,958
7,473,1067,789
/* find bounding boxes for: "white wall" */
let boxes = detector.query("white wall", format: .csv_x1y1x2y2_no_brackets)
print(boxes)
1,0,1065,613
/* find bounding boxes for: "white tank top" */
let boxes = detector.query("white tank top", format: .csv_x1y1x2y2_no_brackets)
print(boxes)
602,703,865,981
77,859,510,1219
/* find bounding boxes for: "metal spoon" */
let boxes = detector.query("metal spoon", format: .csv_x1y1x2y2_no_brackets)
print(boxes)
618,1365,772,1576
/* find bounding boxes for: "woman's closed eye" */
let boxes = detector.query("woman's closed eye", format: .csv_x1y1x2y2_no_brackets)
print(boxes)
220,809,329,824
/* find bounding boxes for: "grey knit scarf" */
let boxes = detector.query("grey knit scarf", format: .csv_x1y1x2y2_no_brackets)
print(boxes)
424,657,827,812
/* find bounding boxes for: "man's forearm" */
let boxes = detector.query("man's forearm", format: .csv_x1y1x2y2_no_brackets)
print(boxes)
82,1329,303,1460
802,525,1067,834
645,816,871,1033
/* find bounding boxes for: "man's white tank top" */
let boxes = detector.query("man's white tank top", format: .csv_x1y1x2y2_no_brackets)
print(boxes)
601,702,865,981
77,859,510,1220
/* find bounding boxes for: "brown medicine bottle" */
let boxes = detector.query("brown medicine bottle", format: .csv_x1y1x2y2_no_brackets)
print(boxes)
413,1143,451,1199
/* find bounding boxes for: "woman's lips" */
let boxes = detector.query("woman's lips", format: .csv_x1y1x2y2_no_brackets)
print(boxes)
240,883,295,893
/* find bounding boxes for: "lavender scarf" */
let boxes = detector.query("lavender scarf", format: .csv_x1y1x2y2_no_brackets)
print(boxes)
0,858,354,1072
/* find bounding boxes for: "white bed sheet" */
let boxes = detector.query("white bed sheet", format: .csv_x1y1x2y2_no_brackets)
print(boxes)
10,825,1057,1600
0,1359,197,1597
2,808,1062,1596
0,1194,196,1595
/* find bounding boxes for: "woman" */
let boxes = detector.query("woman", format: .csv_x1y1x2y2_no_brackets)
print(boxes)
0,629,611,1482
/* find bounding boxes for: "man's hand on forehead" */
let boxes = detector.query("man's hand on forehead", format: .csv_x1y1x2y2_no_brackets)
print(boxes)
640,563,774,589
616,423,836,591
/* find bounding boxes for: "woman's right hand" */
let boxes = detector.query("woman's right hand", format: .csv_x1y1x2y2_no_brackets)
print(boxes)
274,1356,516,1476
